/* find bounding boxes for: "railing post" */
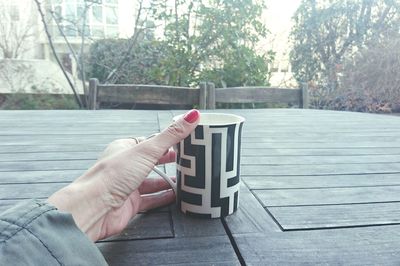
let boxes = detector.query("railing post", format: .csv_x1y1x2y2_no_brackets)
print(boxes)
301,82,309,109
199,82,207,109
206,82,216,109
88,78,99,110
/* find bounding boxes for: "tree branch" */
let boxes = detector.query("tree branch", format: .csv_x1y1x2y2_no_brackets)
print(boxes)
34,0,83,108
104,0,145,83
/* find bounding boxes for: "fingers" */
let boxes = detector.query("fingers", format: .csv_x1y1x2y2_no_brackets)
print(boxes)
139,189,175,212
150,109,200,152
157,149,176,164
138,176,176,194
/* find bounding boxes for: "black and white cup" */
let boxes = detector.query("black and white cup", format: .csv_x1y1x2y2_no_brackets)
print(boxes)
173,113,245,218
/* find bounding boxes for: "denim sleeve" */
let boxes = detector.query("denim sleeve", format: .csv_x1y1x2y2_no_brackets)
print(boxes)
0,199,107,265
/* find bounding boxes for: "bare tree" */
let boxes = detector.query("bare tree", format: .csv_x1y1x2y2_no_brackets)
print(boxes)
34,0,148,107
0,60,35,92
341,36,400,113
104,0,146,84
34,0,84,108
0,2,35,58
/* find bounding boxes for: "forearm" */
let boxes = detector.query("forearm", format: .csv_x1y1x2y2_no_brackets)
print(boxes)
47,171,110,240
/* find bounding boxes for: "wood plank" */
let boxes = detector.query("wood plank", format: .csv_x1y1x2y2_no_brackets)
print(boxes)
242,131,400,138
0,136,152,146
242,142,400,149
0,110,160,120
268,202,400,230
215,87,302,104
243,173,400,189
253,186,400,207
0,183,67,199
241,136,400,143
0,170,83,183
0,144,106,153
0,170,161,184
0,139,117,146
224,184,281,234
157,111,174,131
241,163,400,176
242,147,400,156
0,160,95,172
97,85,200,105
98,212,173,242
242,154,400,165
0,151,100,162
0,128,157,135
97,236,239,266
232,228,400,265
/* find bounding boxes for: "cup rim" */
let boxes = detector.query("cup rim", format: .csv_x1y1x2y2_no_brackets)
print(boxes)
174,112,245,126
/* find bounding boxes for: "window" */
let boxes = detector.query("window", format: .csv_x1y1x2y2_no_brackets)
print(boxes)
49,0,120,38
106,26,119,38
65,4,75,21
63,24,77,37
10,5,19,21
92,5,103,24
105,6,117,24
91,26,104,37
54,5,62,22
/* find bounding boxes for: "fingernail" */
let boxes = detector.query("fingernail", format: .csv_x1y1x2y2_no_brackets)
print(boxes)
183,109,199,123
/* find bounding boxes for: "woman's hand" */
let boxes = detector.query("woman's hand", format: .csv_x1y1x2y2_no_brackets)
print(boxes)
47,109,200,241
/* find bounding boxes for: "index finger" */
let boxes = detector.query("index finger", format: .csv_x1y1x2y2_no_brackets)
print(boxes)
157,149,176,164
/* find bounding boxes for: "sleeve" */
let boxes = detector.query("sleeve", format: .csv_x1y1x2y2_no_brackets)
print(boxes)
0,199,108,266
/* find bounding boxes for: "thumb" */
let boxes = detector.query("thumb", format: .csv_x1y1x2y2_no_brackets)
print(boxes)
151,109,200,151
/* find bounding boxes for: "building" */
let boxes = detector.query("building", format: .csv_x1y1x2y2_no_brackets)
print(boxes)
261,0,301,87
0,0,300,94
0,0,137,94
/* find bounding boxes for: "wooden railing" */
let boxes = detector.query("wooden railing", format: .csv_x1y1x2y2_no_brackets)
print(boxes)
88,78,308,109
88,79,209,110
209,83,309,109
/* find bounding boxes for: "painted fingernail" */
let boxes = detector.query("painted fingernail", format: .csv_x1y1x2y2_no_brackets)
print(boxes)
183,109,199,123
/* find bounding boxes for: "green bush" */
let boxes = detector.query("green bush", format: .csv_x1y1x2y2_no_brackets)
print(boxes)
0,93,79,110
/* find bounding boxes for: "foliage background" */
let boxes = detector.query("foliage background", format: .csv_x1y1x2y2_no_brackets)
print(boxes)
290,0,400,113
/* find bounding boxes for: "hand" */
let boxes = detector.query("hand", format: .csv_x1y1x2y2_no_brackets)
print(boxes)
47,109,200,241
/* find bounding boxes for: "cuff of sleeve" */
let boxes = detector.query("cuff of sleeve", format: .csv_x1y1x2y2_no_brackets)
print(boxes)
0,199,107,266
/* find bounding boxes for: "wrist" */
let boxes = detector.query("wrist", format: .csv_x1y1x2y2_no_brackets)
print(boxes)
47,180,110,239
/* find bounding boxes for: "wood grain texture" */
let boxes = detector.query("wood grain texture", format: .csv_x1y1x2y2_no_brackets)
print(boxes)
0,151,100,162
242,154,400,165
233,228,400,265
0,160,95,172
241,163,400,176
224,184,281,234
268,202,400,230
253,186,400,207
0,169,84,184
0,183,67,199
98,85,199,105
243,173,400,189
98,212,173,242
215,87,302,104
1,109,400,265
97,235,239,266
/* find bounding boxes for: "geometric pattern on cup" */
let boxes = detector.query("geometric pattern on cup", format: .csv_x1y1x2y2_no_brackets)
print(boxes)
177,123,244,218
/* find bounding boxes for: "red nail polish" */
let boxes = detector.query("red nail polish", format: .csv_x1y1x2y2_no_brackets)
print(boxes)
183,109,199,123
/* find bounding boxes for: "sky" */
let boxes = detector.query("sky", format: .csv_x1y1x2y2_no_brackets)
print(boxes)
261,0,302,71
265,0,301,31
263,0,302,49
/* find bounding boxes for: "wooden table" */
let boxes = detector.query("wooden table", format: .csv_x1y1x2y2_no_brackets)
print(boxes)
1,109,400,265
